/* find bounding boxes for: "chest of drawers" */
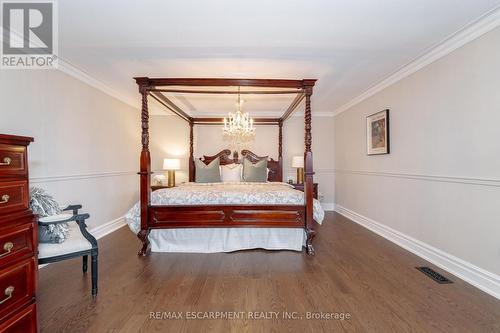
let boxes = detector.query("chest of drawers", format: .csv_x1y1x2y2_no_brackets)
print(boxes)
0,134,37,333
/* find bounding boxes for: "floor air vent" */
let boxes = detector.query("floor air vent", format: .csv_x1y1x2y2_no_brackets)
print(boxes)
416,266,453,284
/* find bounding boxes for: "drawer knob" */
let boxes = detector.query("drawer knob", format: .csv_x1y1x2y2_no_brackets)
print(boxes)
0,242,14,258
0,195,9,204
0,157,11,166
0,286,14,305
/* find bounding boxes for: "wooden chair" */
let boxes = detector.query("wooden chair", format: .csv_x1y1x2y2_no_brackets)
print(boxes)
38,205,98,297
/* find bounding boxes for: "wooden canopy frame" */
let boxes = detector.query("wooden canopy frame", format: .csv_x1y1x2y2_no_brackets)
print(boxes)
134,77,317,256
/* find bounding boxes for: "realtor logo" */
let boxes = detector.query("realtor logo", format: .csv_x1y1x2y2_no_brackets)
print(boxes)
1,1,58,69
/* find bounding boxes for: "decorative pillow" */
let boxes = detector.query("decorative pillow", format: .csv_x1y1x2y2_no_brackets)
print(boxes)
29,187,69,244
195,157,221,183
242,158,268,182
220,163,242,182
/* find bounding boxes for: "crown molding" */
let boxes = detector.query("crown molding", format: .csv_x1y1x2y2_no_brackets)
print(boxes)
333,5,500,117
5,28,137,109
57,59,138,109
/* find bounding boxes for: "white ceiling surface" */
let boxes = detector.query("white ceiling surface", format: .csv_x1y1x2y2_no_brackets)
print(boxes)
58,0,500,116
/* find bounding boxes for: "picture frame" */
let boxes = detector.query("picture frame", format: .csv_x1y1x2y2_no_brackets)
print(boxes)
366,109,390,155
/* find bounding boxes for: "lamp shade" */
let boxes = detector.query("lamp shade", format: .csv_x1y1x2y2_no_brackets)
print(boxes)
163,158,181,170
291,156,304,168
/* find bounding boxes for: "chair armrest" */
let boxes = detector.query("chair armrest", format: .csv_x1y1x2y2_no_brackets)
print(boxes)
38,213,90,226
38,212,97,250
74,214,98,249
62,204,83,215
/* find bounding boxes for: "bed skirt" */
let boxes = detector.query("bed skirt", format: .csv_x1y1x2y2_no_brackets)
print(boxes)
148,228,306,253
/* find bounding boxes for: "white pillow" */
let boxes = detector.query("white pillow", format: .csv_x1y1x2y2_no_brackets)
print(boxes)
220,164,243,182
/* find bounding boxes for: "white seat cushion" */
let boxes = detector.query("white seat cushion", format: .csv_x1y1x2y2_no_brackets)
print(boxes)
38,213,73,223
38,224,93,259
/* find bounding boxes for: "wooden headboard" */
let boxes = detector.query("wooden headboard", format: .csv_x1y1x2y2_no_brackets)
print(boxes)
189,149,282,182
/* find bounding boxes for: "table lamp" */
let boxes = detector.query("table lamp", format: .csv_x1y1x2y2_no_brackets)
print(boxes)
163,158,181,187
292,156,304,184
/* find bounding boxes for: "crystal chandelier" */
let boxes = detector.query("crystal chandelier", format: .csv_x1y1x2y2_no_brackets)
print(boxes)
222,87,255,143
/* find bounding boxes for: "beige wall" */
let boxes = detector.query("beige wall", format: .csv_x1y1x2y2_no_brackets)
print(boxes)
150,114,335,207
334,26,500,277
0,70,140,230
149,115,191,184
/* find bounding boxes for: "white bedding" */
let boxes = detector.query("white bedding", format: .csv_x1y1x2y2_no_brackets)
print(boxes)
148,228,306,253
125,182,324,253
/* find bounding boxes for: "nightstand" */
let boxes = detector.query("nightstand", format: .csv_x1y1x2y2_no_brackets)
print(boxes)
151,185,173,191
291,183,318,199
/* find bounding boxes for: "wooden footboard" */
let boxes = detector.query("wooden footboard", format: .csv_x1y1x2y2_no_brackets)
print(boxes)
150,205,305,228
136,205,307,256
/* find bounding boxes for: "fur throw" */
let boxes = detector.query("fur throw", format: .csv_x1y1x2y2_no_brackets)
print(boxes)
30,187,69,243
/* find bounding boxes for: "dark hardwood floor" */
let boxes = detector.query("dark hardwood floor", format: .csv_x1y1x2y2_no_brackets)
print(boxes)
39,212,500,332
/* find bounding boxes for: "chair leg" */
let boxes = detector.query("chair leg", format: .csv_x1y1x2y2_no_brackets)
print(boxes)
91,254,98,297
82,255,88,273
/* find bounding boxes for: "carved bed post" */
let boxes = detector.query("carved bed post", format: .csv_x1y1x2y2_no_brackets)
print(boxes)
278,121,283,182
303,82,316,255
189,121,194,182
135,78,152,256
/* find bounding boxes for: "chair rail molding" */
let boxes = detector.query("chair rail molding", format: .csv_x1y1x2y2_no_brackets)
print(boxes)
31,171,137,184
334,169,500,188
334,204,500,300
287,168,335,174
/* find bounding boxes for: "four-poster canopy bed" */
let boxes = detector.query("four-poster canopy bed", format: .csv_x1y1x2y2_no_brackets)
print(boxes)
133,77,318,256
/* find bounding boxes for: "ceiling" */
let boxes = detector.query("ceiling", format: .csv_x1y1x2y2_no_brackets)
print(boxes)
155,86,303,117
58,0,500,116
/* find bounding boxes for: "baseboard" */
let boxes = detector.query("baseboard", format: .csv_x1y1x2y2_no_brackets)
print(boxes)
90,216,127,239
334,204,500,300
321,203,335,211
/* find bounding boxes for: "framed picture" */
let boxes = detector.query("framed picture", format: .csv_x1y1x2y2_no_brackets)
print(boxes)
366,109,390,155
